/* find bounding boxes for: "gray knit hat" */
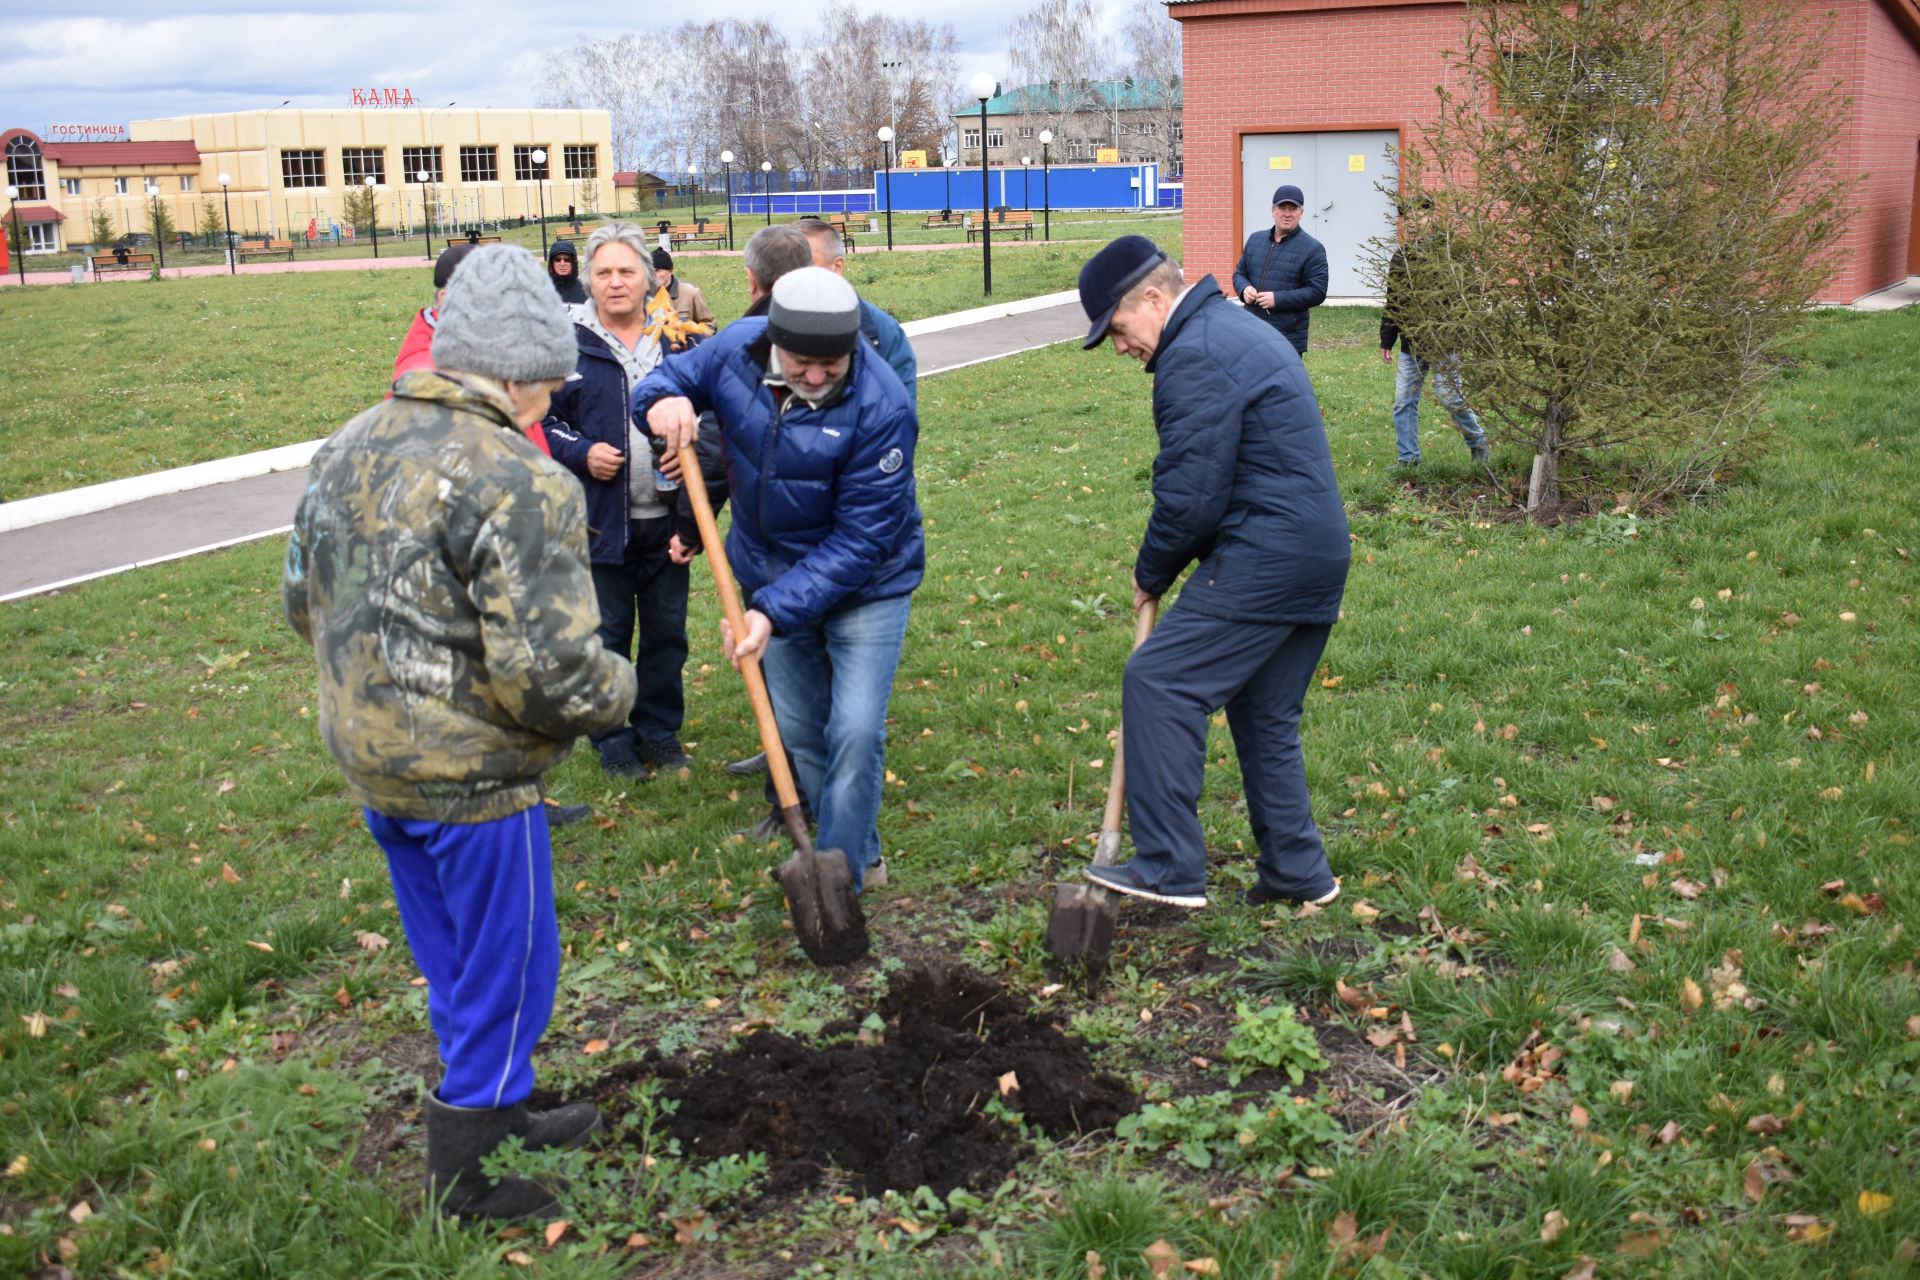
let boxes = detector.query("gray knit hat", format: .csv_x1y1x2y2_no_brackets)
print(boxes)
768,266,860,358
430,244,579,382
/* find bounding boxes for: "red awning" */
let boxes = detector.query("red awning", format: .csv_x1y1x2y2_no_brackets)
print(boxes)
41,140,201,166
16,205,66,223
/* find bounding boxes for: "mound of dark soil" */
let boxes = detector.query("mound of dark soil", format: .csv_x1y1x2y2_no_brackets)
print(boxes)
658,960,1134,1197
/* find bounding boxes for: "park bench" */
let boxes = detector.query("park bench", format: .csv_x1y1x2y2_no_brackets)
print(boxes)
238,239,295,262
453,233,503,246
659,222,727,248
92,252,155,279
966,210,1036,242
921,213,964,231
793,214,858,252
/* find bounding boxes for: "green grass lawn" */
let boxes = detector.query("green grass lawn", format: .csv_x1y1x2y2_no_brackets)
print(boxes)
0,215,1177,504
0,304,1915,1277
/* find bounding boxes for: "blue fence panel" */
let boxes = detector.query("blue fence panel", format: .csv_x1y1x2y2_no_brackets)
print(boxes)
1157,183,1184,210
725,166,1173,219
729,188,876,217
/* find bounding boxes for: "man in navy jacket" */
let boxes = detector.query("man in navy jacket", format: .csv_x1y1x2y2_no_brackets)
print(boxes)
637,268,923,894
1232,184,1329,355
1078,235,1349,909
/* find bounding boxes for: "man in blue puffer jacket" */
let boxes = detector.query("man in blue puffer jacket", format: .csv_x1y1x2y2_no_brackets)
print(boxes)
1079,235,1349,911
635,267,923,894
1232,184,1329,355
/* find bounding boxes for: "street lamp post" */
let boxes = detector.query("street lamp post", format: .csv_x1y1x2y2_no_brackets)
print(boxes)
5,186,21,286
530,148,549,257
145,179,166,269
970,72,996,297
876,126,894,251
689,165,700,224
760,161,773,225
363,174,380,259
218,172,235,274
416,168,434,259
1021,156,1031,211
721,150,736,250
1039,130,1054,242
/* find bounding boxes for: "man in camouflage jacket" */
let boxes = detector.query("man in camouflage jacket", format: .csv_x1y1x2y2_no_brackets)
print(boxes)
283,244,634,1222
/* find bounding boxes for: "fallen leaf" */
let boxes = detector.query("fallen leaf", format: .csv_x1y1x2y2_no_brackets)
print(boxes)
1334,978,1372,1012
1609,1080,1635,1103
1655,1119,1681,1146
1670,878,1705,900
1570,1104,1590,1130
1838,892,1885,916
1616,1227,1668,1257
3,1156,26,1178
1182,1262,1221,1277
1085,1251,1107,1280
1857,1190,1893,1217
1326,1211,1358,1250
354,930,390,951
1743,1161,1767,1203
1680,978,1703,1012
68,1202,92,1225
1562,1260,1597,1280
1349,900,1381,924
21,1012,47,1038
998,1070,1020,1096
217,778,237,795
504,1251,534,1266
221,863,242,884
1606,947,1636,973
244,940,274,953
1541,1209,1569,1243
545,1221,570,1247
1746,1113,1785,1135
333,986,351,1009
583,1039,610,1055
626,1233,653,1248
1143,1238,1181,1279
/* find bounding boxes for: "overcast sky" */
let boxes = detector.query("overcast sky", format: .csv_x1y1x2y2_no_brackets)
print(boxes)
0,1,1028,135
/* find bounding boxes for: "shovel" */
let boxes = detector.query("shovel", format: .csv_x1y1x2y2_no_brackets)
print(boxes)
677,443,870,966
1044,598,1157,980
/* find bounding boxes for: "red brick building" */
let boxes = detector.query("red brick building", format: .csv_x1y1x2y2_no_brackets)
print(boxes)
1170,0,1920,304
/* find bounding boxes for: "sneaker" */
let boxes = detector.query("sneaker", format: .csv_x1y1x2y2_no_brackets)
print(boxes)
546,802,593,828
1084,861,1207,909
1240,879,1341,908
740,808,783,841
1470,445,1491,465
596,738,649,782
637,737,690,771
864,858,888,889
724,752,769,777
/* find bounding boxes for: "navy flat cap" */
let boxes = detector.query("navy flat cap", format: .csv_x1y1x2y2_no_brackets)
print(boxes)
1078,235,1169,349
1271,184,1304,207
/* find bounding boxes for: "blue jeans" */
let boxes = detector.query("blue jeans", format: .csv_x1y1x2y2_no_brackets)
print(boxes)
1393,349,1486,463
760,594,911,892
367,806,559,1109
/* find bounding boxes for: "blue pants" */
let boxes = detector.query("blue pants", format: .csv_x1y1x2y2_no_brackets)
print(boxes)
1122,606,1336,899
590,515,690,749
1393,349,1486,464
761,594,911,892
366,807,559,1109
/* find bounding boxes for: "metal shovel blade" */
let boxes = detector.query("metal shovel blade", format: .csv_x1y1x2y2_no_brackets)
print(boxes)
776,845,870,966
1044,829,1122,980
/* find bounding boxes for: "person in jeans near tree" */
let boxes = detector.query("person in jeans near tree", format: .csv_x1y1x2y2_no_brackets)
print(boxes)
283,244,634,1220
1379,201,1489,468
544,223,689,780
639,268,923,893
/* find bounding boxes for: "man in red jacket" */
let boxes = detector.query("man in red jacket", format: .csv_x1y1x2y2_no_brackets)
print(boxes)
393,243,478,380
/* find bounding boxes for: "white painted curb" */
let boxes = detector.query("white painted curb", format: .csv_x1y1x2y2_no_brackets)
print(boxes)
899,290,1081,337
0,440,323,534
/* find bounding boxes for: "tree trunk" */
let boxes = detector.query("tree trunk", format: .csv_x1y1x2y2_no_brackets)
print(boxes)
1527,401,1565,513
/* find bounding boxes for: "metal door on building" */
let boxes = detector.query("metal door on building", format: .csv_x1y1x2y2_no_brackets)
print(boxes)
1240,131,1398,297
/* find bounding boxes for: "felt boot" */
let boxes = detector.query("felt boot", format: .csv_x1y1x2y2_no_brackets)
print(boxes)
423,1094,599,1222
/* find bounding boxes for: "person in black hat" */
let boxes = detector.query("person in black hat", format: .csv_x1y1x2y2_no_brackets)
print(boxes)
547,239,587,306
1231,184,1329,355
392,242,479,380
650,248,715,328
1077,234,1348,911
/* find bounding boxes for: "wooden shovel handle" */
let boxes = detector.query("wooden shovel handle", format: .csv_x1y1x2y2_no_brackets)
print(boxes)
1101,599,1159,836
678,442,813,855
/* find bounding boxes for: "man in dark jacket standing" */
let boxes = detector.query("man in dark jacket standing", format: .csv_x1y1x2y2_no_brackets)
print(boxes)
543,223,686,780
547,238,586,306
638,268,923,894
1079,235,1348,909
795,218,917,402
1232,185,1329,355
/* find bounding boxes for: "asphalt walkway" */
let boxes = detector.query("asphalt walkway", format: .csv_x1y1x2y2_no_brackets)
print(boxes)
0,292,1087,602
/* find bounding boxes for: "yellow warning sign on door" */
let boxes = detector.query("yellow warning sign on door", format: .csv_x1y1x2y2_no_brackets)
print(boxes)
1348,154,1366,172
1268,156,1293,170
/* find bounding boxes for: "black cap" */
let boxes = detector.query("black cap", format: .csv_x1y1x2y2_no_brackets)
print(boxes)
651,248,674,271
433,241,477,288
1077,235,1168,349
1271,184,1304,207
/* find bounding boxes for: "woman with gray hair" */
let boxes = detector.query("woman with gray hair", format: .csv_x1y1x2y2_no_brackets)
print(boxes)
545,224,695,781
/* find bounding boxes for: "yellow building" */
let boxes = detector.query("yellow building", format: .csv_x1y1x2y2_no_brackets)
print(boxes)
4,107,613,252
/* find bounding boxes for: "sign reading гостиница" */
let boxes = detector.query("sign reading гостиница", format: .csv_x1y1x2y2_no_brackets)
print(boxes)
48,124,129,140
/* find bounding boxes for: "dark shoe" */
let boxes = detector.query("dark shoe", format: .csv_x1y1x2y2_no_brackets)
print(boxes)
514,1099,602,1151
725,751,770,777
424,1094,573,1222
637,736,690,771
1241,879,1341,908
1085,860,1207,909
742,808,783,841
1470,445,1491,465
597,737,649,782
546,802,593,828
